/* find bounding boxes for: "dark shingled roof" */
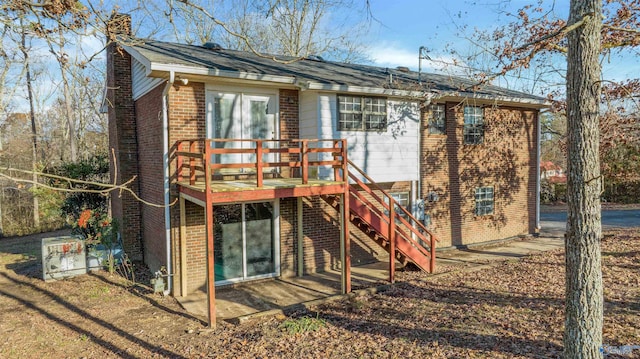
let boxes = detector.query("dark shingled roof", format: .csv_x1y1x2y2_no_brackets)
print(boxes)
129,39,547,104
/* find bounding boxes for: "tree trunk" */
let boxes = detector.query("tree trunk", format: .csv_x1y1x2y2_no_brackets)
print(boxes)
58,27,78,162
564,0,603,357
20,23,40,229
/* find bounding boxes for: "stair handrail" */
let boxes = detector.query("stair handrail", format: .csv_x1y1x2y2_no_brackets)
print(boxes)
347,159,437,273
347,160,439,242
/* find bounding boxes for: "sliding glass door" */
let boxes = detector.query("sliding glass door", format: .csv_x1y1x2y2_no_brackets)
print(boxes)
213,201,279,284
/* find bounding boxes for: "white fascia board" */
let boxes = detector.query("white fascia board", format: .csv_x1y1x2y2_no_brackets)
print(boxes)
305,82,427,98
150,63,297,85
434,92,549,108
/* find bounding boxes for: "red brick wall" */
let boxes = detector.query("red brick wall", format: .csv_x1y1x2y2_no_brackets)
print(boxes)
135,84,166,271
106,14,142,260
167,82,207,296
184,201,207,293
420,102,539,247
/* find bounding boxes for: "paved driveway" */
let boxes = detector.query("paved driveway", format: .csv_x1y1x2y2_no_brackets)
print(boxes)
541,208,640,234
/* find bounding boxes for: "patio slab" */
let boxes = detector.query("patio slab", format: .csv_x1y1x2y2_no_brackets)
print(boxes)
176,261,391,322
176,233,566,323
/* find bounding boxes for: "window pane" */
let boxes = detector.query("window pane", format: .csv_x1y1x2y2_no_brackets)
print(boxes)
464,106,484,144
428,104,446,135
338,95,386,131
474,186,494,216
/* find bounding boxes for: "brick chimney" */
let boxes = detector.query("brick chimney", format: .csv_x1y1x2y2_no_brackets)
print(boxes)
106,13,143,260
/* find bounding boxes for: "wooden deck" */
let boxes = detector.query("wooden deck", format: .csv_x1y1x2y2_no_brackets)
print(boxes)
173,138,352,329
178,178,346,203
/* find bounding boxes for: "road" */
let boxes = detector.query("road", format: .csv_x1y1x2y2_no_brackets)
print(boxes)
540,209,640,234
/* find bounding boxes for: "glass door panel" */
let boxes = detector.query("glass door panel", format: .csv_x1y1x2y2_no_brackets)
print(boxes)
214,201,277,284
245,202,274,277
206,93,242,173
243,95,277,171
214,204,243,282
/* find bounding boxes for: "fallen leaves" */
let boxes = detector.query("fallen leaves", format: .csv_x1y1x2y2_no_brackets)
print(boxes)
1,229,639,358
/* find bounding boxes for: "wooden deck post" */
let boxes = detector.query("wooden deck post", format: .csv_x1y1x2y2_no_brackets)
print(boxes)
389,201,396,283
204,140,216,328
297,197,304,277
430,235,436,273
189,141,196,185
340,140,351,294
256,140,263,187
301,140,309,184
179,196,188,296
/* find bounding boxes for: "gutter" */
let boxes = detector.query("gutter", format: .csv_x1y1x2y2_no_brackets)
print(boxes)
162,71,175,295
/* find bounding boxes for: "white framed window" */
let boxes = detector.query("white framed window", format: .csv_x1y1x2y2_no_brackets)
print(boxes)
475,186,494,216
428,104,446,135
338,95,387,131
385,192,410,219
464,106,484,144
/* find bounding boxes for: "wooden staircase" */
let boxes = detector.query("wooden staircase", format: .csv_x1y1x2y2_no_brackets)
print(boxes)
323,160,438,281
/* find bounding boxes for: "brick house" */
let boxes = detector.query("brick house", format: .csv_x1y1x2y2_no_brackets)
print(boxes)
106,15,547,326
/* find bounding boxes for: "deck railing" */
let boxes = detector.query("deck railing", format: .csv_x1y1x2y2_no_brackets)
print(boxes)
175,139,348,188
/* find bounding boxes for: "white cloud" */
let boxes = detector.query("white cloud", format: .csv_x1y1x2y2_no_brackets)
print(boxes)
366,42,467,75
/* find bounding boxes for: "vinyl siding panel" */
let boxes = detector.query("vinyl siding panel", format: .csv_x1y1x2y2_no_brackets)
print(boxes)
316,93,420,182
132,58,163,100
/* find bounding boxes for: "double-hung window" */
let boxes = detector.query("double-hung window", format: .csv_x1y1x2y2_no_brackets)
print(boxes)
475,186,494,216
464,106,484,144
338,95,387,131
428,104,446,135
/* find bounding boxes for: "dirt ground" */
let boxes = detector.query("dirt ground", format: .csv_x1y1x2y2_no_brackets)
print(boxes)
0,228,639,358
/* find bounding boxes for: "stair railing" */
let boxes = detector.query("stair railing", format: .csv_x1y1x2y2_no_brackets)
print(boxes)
346,160,438,275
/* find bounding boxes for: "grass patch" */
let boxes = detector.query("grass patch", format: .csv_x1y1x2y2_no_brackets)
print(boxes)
280,313,327,334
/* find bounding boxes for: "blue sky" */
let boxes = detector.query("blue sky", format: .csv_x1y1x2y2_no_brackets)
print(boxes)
363,0,639,87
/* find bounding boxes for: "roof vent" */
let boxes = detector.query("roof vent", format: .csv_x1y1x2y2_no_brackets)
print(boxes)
306,54,325,62
396,66,410,72
202,42,222,50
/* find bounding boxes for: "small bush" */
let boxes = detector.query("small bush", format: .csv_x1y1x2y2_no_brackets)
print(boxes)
46,154,110,221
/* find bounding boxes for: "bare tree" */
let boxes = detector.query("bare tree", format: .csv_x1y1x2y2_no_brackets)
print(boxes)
19,18,41,228
162,0,371,62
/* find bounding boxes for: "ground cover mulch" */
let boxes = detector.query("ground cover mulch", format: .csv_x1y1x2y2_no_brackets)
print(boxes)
0,229,638,358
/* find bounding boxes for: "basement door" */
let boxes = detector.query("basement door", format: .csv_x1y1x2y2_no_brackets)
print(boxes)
213,200,280,285
205,91,278,172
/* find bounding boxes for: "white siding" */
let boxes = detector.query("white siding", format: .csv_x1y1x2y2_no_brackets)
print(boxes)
299,91,318,140
132,58,163,100
316,94,420,183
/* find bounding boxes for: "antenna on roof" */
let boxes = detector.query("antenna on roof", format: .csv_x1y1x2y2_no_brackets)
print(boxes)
418,46,431,85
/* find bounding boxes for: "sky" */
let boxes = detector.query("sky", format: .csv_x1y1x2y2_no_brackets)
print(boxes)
362,0,640,91
7,0,640,113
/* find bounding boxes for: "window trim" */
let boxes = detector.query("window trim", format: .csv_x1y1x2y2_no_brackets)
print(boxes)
474,186,494,216
427,103,446,135
337,95,387,131
463,106,485,145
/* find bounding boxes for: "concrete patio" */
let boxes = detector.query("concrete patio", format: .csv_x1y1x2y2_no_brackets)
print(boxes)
175,230,566,324
176,261,392,323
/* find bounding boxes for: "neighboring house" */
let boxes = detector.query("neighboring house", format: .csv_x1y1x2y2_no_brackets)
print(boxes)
105,15,547,326
540,161,567,183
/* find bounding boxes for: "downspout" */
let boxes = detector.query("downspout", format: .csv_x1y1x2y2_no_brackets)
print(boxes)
536,110,542,232
162,71,175,295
